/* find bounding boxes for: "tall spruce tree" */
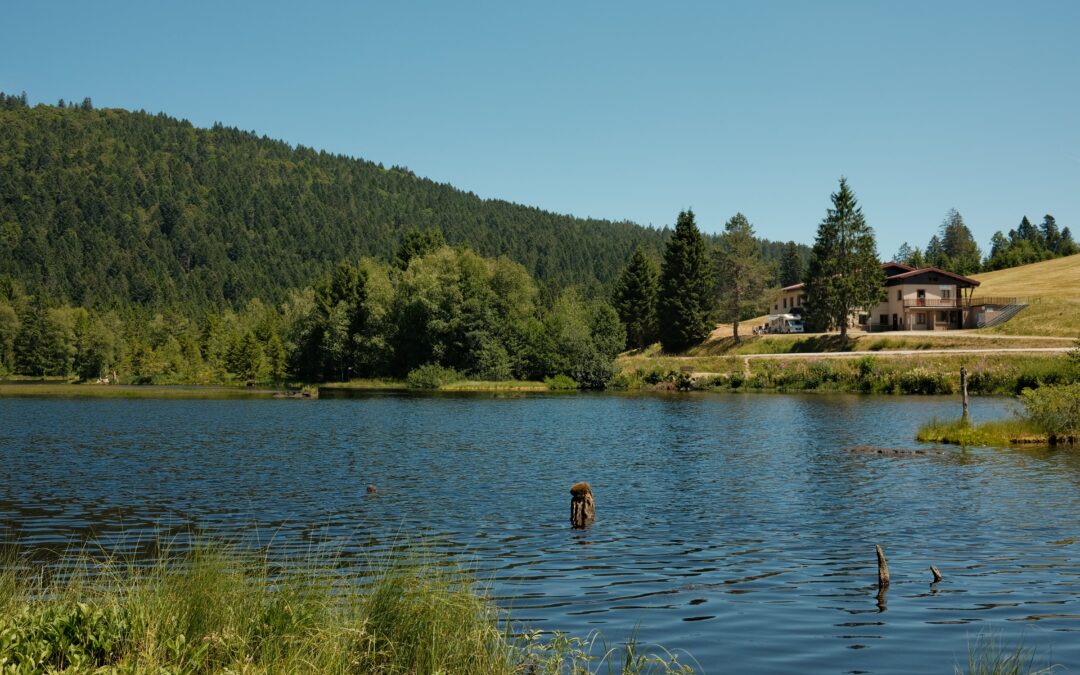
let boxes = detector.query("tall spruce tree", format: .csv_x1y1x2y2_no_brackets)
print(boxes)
715,213,770,344
658,209,712,352
803,178,885,338
939,209,981,275
612,247,660,350
779,241,803,287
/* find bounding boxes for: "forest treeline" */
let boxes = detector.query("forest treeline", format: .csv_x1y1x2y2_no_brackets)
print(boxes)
894,209,1076,275
0,237,627,386
0,92,804,310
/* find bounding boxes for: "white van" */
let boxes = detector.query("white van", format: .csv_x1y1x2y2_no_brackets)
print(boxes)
767,314,804,334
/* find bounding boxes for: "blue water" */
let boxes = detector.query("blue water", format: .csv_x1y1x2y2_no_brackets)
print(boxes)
1,392,1077,673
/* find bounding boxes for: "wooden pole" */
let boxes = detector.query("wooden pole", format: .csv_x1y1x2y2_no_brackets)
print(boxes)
960,367,970,424
875,544,890,588
930,565,943,583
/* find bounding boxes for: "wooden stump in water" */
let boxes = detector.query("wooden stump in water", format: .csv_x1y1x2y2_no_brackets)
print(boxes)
570,482,595,529
960,367,970,423
930,565,943,583
875,544,890,588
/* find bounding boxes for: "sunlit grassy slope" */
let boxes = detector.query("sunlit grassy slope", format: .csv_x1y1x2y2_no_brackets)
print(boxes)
971,253,1080,336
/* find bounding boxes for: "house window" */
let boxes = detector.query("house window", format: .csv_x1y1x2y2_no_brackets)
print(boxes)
938,311,947,322
941,289,952,300
897,290,902,300
783,298,788,309
916,313,926,326
880,314,888,325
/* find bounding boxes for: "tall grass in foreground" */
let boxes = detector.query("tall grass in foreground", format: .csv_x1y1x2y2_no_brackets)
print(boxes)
0,544,694,674
958,633,1052,675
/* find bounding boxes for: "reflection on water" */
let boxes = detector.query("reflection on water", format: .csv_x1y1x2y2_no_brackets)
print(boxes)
2,392,1078,673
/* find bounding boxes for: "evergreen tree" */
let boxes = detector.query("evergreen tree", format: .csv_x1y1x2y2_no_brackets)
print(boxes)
714,213,770,343
893,242,914,266
925,235,946,268
779,241,803,286
1040,215,1061,253
1016,216,1042,248
1060,227,1078,256
803,178,885,338
657,210,713,352
612,247,659,350
909,247,926,269
939,209,981,275
394,227,446,270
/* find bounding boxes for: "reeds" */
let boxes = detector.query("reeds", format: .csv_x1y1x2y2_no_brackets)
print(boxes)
0,543,694,674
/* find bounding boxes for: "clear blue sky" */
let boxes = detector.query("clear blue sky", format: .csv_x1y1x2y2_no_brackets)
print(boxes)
3,1,1077,257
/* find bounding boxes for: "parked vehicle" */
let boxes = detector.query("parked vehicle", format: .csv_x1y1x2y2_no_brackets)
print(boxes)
767,314,804,334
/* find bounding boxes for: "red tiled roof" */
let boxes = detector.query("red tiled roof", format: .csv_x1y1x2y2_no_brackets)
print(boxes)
885,266,981,286
780,262,979,291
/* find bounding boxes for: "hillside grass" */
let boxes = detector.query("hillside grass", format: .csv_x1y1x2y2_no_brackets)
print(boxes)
971,253,1080,337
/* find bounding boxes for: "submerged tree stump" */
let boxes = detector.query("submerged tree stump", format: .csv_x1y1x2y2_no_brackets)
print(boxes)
570,482,595,529
930,565,943,583
875,544,890,588
960,367,970,423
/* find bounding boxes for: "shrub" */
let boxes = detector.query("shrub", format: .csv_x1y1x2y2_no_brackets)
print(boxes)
898,367,953,395
544,374,578,391
1021,383,1080,444
405,364,462,389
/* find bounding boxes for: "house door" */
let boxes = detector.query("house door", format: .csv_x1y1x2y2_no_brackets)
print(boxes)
892,314,898,330
917,289,926,306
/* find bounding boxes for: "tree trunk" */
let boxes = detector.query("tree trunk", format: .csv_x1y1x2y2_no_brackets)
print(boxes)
733,319,740,344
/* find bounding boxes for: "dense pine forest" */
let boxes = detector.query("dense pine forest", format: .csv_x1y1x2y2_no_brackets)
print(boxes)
0,92,672,307
0,92,814,385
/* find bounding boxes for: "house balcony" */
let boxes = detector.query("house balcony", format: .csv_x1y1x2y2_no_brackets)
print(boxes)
903,298,964,309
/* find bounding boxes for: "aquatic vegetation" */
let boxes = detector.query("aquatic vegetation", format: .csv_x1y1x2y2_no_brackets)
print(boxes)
0,545,695,674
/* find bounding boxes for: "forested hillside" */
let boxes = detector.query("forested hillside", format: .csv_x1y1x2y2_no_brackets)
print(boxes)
0,94,673,307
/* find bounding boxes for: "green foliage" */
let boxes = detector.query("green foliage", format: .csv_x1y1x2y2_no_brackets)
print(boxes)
929,209,982,275
658,210,712,352
544,374,578,390
0,96,671,308
714,213,771,342
0,602,130,671
406,363,463,389
803,178,885,336
1020,383,1080,443
395,227,446,270
779,240,803,287
985,214,1077,271
0,544,696,674
612,247,660,350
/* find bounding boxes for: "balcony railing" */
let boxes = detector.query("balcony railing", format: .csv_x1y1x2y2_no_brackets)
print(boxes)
903,298,962,308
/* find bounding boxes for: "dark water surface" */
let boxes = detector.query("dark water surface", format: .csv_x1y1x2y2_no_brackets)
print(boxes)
2,393,1078,673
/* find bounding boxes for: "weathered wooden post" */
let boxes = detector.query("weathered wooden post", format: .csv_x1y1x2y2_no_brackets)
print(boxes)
960,367,970,424
930,565,943,583
570,482,595,528
875,544,890,588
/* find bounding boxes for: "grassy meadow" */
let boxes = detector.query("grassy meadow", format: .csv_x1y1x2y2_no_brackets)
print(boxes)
972,253,1080,337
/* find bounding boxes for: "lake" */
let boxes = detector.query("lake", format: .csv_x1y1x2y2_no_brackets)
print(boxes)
1,392,1078,673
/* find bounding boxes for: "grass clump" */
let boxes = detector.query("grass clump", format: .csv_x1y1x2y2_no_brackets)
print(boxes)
0,544,696,674
957,632,1051,675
